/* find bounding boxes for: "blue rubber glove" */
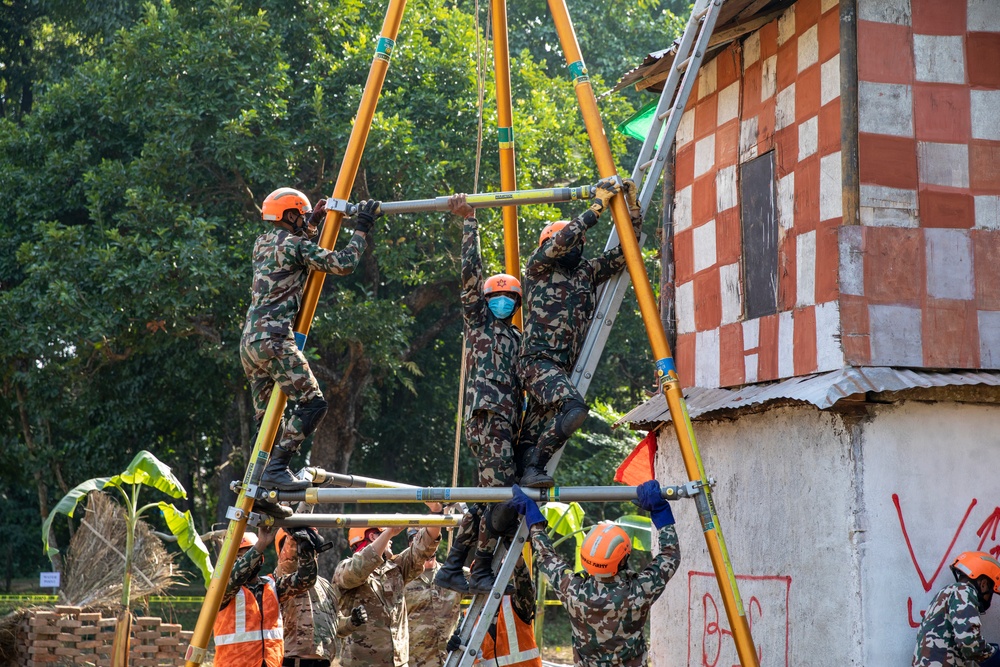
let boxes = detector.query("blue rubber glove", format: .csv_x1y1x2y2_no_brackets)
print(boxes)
981,644,1000,667
510,485,546,527
634,480,675,529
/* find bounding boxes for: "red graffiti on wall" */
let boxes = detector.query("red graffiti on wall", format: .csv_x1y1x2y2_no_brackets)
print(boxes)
687,571,790,667
893,494,1000,628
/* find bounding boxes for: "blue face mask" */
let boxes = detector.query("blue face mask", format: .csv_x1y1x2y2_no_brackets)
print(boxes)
488,295,517,320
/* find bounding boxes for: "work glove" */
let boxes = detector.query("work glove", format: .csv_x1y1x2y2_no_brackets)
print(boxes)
589,177,620,216
290,527,333,553
981,644,1000,667
350,605,368,627
447,632,462,653
307,199,327,227
510,484,546,528
634,480,675,529
354,199,382,236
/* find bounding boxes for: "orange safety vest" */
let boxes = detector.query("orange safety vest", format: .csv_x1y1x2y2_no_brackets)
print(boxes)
477,596,542,667
213,575,284,667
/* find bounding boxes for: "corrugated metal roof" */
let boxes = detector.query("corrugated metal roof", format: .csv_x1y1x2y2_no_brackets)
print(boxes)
617,367,1000,428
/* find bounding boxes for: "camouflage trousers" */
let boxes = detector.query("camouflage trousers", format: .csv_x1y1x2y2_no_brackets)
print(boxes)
519,355,584,458
454,410,516,552
240,336,323,452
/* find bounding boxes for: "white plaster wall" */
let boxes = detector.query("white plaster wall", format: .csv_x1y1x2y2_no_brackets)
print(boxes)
650,407,862,666
859,401,1000,665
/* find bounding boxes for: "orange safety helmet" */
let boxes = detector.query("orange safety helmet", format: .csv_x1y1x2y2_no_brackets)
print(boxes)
483,274,522,297
539,221,570,247
274,528,289,555
580,523,631,576
952,551,1000,593
262,188,312,222
239,532,259,551
348,527,383,551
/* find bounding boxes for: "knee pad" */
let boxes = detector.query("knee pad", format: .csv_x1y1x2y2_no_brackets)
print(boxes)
555,398,589,439
294,395,329,436
485,501,520,538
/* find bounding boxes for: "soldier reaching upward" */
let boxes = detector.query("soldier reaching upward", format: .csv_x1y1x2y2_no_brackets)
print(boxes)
516,178,643,488
241,188,381,492
435,193,523,595
913,551,1000,667
404,529,463,667
509,480,680,667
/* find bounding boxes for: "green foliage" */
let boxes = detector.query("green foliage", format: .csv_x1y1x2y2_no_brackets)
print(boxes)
41,477,113,558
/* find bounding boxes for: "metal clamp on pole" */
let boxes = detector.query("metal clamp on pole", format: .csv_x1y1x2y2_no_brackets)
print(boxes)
327,198,351,214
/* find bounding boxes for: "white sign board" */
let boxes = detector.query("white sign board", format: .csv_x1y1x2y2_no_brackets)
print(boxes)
39,572,60,588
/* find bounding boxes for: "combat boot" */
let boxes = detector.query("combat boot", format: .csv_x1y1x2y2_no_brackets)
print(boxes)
434,542,472,593
260,444,311,491
518,447,554,489
467,550,497,595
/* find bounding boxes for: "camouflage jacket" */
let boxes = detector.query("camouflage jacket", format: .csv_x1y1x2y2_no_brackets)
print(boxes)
530,523,679,667
220,542,318,611
241,227,367,343
462,215,522,421
519,208,641,371
913,582,998,666
334,528,441,667
404,561,463,667
281,575,356,660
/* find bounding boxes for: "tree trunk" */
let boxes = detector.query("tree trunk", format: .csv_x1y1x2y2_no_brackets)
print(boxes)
216,389,250,525
15,383,61,570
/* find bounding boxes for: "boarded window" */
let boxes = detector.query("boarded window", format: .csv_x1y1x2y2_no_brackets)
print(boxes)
740,151,778,320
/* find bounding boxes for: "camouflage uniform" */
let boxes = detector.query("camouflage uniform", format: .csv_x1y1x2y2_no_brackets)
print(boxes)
334,528,441,667
404,561,463,667
518,207,642,458
281,575,357,662
240,227,367,450
529,523,679,667
913,581,998,666
219,541,318,613
458,214,521,552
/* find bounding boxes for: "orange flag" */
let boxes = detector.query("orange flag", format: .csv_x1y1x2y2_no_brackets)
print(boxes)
614,430,658,485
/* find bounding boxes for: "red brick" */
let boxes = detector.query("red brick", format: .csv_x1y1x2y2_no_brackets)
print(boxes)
757,314,780,381
913,83,971,143
793,306,819,374
775,124,799,177
719,322,745,387
694,96,717,140
717,45,740,89
815,218,841,303
777,42,798,92
757,97,777,149
968,33,1000,88
716,120,740,166
923,299,980,368
743,62,763,118
858,133,919,190
675,229,694,284
973,230,1000,310
857,21,914,85
795,154,821,232
692,175,716,226
863,227,926,306
676,332,696,389
796,64,822,123
676,143,695,190
818,7,840,62
911,0,966,35
796,0,821,34
760,21,779,60
716,208,741,265
919,188,975,229
694,268,722,330
778,234,797,311
818,98,841,155
970,140,1000,195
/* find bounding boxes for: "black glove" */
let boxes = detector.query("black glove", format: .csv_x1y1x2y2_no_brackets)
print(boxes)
981,645,1000,667
307,199,327,227
446,632,462,653
354,199,382,235
290,527,332,553
589,177,620,215
350,605,368,627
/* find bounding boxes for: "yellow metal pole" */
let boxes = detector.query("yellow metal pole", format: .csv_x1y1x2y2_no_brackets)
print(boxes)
182,2,408,663
544,2,759,665
491,0,521,329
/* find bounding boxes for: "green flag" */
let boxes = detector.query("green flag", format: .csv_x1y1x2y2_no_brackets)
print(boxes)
617,100,667,149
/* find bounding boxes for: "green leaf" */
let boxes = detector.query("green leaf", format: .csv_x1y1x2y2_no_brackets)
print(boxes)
158,502,214,586
108,450,186,499
41,479,112,559
542,502,586,572
615,514,653,552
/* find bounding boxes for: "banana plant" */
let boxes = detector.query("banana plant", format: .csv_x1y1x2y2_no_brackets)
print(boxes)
41,450,213,667
532,501,654,649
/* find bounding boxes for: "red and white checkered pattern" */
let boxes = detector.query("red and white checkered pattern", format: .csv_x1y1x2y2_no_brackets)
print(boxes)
673,0,844,388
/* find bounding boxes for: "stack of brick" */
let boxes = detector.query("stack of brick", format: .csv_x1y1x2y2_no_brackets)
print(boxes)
15,606,196,667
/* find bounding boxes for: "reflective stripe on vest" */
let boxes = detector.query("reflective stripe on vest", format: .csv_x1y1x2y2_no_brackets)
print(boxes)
214,575,284,667
478,596,541,667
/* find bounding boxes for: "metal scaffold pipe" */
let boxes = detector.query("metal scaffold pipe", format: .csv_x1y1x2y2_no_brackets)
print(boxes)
268,513,463,528
267,483,703,505
305,468,416,489
335,184,596,216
